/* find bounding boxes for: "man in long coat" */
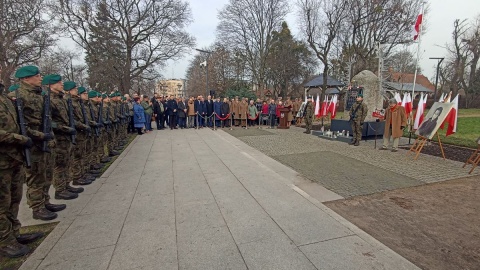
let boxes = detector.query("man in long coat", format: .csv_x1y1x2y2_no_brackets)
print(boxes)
380,98,407,152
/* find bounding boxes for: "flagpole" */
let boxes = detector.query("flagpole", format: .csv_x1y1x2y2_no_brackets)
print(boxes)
409,4,424,144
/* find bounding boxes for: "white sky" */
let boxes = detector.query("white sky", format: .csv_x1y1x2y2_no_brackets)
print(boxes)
162,0,480,83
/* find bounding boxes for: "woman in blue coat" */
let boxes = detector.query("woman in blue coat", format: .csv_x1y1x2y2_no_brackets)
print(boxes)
133,97,146,135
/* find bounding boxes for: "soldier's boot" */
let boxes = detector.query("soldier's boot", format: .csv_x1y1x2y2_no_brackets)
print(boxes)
73,178,92,186
16,232,44,244
354,141,360,146
55,190,79,200
83,174,97,181
349,139,357,145
109,150,120,156
89,169,102,174
0,241,30,258
45,203,66,212
33,207,58,220
91,163,104,170
101,157,112,163
66,184,84,193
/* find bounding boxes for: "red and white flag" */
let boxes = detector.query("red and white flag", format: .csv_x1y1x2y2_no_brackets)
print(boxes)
446,95,458,136
314,94,320,117
413,93,426,129
439,93,445,102
412,13,423,41
394,92,402,105
401,93,413,114
328,95,337,119
319,96,328,117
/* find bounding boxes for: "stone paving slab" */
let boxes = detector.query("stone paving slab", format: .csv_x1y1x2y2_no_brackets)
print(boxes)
19,128,420,270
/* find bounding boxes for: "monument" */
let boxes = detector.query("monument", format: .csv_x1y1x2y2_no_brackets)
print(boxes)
332,70,385,138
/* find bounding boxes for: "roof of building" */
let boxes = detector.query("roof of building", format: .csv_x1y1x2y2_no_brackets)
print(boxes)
388,72,435,91
383,82,433,93
304,74,345,88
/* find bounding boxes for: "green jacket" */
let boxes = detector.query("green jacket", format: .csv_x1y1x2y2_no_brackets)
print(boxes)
349,101,368,123
304,101,314,119
141,100,153,115
248,105,258,118
0,94,27,167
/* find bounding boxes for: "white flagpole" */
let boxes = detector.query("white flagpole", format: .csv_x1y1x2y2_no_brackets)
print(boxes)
411,4,424,106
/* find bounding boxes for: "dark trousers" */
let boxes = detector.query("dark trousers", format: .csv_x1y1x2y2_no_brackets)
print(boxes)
269,114,276,127
155,113,164,129
169,115,177,129
128,116,135,133
178,117,186,128
198,115,205,127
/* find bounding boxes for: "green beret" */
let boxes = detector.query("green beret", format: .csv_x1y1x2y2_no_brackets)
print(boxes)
88,91,98,99
357,94,363,98
15,66,40,79
115,91,121,97
78,87,86,94
121,96,126,101
102,94,107,99
64,81,77,91
8,84,19,92
42,74,62,85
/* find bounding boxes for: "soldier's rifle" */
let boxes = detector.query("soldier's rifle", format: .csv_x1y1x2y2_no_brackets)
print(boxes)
80,99,91,137
66,94,77,144
89,102,100,137
113,102,119,129
14,89,32,168
103,98,111,133
41,86,52,152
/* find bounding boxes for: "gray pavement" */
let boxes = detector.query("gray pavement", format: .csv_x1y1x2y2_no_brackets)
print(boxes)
19,127,420,270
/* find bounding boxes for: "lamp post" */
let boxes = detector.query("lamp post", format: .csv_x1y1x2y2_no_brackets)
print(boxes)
196,48,212,97
429,57,444,101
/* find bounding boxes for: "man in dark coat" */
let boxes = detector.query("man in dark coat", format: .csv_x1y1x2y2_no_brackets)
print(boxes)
206,95,214,127
194,96,202,128
166,95,178,129
220,97,230,128
213,98,222,128
153,97,164,130
177,98,187,128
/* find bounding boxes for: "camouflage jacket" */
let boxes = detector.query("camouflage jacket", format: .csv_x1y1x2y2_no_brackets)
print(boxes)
9,81,50,143
83,99,97,126
304,101,314,119
349,101,368,123
109,101,119,123
102,101,111,126
0,94,28,167
70,95,89,133
50,92,72,138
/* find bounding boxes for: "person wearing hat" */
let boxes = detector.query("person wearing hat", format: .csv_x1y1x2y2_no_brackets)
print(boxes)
303,96,314,134
0,67,44,257
64,81,95,188
380,98,407,152
349,93,368,146
12,66,67,222
79,87,103,174
88,91,110,164
107,92,121,155
43,75,80,203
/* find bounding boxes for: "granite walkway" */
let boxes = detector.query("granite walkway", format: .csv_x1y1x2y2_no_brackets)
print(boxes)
19,128,419,270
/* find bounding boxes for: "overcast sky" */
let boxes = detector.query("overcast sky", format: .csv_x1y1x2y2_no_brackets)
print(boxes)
161,0,480,84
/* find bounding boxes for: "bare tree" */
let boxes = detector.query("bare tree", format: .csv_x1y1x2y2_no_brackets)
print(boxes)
217,0,289,96
0,0,56,87
297,0,349,96
56,0,195,93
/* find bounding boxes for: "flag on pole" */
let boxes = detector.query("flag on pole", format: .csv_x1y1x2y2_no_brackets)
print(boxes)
412,12,423,40
439,93,445,102
319,96,327,117
329,95,338,119
413,93,425,129
443,92,452,103
314,94,320,117
405,93,413,115
446,95,458,136
394,92,402,105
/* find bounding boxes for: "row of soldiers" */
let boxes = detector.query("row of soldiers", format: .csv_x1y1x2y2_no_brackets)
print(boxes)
0,65,131,258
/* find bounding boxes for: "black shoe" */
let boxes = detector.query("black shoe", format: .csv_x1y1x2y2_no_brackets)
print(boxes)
89,169,102,174
101,157,112,163
109,150,120,156
45,203,66,212
0,242,30,258
84,174,97,181
16,232,44,244
91,163,104,170
87,172,101,178
73,178,92,186
66,185,84,193
354,141,359,146
33,207,58,220
55,190,78,200
349,140,356,145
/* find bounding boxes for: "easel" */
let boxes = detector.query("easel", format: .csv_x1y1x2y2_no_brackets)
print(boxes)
407,132,446,160
463,144,480,174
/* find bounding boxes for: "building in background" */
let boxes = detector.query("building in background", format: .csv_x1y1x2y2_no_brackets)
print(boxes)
156,79,185,97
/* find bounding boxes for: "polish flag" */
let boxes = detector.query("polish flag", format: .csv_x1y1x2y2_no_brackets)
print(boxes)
446,95,458,136
394,92,402,105
439,93,445,102
314,94,320,117
319,96,328,117
412,13,423,41
413,93,426,129
328,95,337,119
405,93,413,115
443,92,452,103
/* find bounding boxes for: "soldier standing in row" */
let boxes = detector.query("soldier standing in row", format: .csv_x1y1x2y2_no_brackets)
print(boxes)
349,94,368,146
303,96,314,134
0,78,43,257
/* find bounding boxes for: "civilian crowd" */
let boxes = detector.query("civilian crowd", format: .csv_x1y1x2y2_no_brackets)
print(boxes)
124,93,307,134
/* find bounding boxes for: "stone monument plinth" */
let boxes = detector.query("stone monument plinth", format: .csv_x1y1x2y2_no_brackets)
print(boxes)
350,70,384,122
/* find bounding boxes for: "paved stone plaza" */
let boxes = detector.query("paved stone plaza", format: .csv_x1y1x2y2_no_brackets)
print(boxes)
17,127,427,270
226,127,478,197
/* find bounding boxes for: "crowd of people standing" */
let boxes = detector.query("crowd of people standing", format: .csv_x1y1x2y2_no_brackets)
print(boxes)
128,93,308,132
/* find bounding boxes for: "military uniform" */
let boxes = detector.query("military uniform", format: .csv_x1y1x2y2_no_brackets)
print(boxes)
349,99,368,146
303,99,314,134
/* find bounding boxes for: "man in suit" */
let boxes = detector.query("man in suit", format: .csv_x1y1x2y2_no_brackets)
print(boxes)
166,95,178,129
206,95,214,127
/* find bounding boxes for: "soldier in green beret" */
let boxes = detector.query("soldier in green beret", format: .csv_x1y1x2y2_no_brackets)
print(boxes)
43,75,79,203
100,93,113,163
64,82,95,188
80,88,104,174
0,67,44,257
11,66,65,221
8,84,19,92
